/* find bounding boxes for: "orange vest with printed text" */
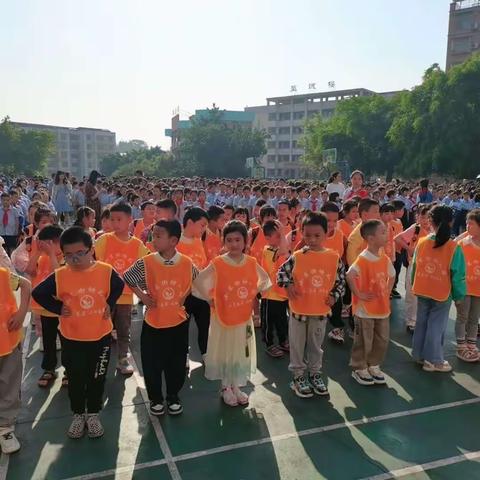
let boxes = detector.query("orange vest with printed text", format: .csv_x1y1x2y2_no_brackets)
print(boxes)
324,229,345,257
144,253,192,328
203,229,223,263
55,262,113,341
250,227,267,262
261,247,288,301
412,237,457,302
458,237,480,297
213,255,258,327
337,219,355,240
177,237,208,270
0,268,22,357
407,226,429,262
352,254,392,317
289,249,339,316
384,221,396,262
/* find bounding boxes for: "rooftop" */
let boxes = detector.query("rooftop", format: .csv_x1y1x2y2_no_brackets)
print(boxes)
266,88,376,105
452,0,480,11
12,121,115,133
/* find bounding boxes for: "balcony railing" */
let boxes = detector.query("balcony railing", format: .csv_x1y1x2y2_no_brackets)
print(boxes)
454,0,480,10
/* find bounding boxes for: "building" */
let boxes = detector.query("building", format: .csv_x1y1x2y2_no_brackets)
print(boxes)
165,108,255,150
446,1,480,70
246,88,398,179
12,122,116,178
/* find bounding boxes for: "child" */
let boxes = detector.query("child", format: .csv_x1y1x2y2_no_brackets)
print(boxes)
390,200,406,299
94,203,150,374
249,205,277,262
0,268,30,454
277,213,345,398
276,200,293,236
130,194,142,220
204,205,226,263
394,204,431,333
94,208,112,240
194,220,271,406
223,204,234,223
379,203,396,265
347,220,395,385
32,227,124,438
132,201,156,240
260,221,289,358
455,209,480,362
411,205,466,372
74,206,96,239
0,192,20,257
233,207,250,228
124,220,196,416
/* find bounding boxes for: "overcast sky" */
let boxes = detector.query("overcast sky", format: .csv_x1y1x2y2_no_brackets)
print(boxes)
0,0,453,149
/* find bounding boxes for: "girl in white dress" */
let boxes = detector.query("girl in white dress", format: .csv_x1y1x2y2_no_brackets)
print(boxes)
194,220,271,406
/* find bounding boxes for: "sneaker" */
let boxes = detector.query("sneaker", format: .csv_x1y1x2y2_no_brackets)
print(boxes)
56,335,62,351
117,357,134,375
308,373,329,396
290,375,314,398
85,414,104,438
149,403,165,416
0,429,20,454
111,329,117,341
328,328,345,344
278,341,290,352
221,386,238,407
422,360,452,373
456,347,479,363
266,345,284,358
352,369,375,386
67,414,86,439
167,398,183,415
232,385,249,405
368,366,386,385
391,289,401,299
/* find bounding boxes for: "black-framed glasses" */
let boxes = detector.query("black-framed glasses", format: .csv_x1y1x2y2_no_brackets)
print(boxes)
64,249,91,262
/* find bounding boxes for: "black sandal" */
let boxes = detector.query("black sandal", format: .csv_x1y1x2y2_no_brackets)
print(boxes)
38,371,57,388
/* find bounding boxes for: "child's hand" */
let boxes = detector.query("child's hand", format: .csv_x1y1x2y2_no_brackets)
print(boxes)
7,312,23,331
326,295,335,307
103,305,111,319
61,304,72,317
358,292,376,302
141,294,157,309
287,284,300,300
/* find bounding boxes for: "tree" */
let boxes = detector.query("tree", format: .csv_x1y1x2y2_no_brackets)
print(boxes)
0,117,54,175
177,106,267,178
117,139,148,154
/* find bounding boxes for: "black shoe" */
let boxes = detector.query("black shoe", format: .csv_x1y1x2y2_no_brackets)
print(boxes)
167,397,183,416
149,402,165,416
391,290,401,299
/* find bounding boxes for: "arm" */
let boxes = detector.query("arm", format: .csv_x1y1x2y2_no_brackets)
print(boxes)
32,273,63,315
107,269,125,311
8,275,31,332
329,260,346,304
255,263,272,293
450,246,467,303
346,264,375,301
123,259,156,307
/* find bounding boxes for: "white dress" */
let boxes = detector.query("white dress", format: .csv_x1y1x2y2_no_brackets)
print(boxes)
194,254,271,386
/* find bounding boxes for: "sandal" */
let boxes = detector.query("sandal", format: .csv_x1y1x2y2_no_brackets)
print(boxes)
456,348,479,363
266,345,284,358
61,375,69,388
38,371,57,388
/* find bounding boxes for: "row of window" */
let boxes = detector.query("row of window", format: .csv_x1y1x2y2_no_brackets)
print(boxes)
268,126,304,135
267,140,300,149
450,36,478,53
268,109,334,121
267,154,302,163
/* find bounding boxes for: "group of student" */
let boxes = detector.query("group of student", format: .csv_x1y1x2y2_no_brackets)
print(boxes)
0,171,479,459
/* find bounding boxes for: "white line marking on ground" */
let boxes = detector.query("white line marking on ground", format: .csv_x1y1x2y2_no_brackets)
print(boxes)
128,351,182,480
0,321,33,480
361,449,480,479
60,395,480,480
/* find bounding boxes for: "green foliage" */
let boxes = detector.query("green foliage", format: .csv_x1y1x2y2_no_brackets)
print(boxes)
177,106,267,178
0,117,54,175
117,139,148,154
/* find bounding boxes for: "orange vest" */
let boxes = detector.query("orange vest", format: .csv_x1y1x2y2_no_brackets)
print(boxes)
412,237,457,302
203,229,223,263
407,226,428,262
324,229,345,257
250,227,267,262
261,247,288,301
133,219,145,239
177,237,208,270
143,253,192,328
31,253,63,316
384,222,396,261
352,254,392,317
55,262,113,341
289,249,339,316
337,219,354,240
213,255,258,327
459,237,480,297
392,219,404,254
0,268,22,356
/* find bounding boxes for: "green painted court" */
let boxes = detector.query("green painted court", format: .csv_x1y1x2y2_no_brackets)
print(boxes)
2,278,480,480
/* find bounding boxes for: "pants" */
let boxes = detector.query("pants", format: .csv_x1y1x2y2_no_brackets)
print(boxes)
113,304,132,359
350,316,390,370
288,315,327,377
456,295,480,345
2,235,18,257
329,297,344,329
393,251,403,290
0,345,22,429
141,321,189,403
404,264,417,327
412,297,451,364
184,295,210,355
40,316,59,372
61,334,111,414
260,299,288,347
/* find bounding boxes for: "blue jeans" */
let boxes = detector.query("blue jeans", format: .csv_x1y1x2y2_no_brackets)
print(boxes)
412,297,451,364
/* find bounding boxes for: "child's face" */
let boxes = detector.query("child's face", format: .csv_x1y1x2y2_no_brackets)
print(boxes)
215,213,226,231
261,214,276,225
302,224,326,250
156,207,174,221
152,226,177,253
224,231,245,255
347,207,359,222
369,224,388,248
101,217,112,232
133,198,141,207
224,209,233,222
265,230,281,248
351,173,363,189
417,213,430,231
110,211,131,234
277,204,289,220
363,205,380,221
37,215,53,231
1,196,10,209
324,212,338,234
380,211,393,224
234,212,247,225
143,205,156,221
321,192,328,202
85,213,96,229
394,208,404,219
63,242,93,271
467,218,480,238
187,218,208,238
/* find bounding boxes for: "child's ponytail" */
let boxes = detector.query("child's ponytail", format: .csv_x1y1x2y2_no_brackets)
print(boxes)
429,205,453,248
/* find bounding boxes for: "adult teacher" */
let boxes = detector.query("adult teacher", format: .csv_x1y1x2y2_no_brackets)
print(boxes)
85,170,102,230
326,171,346,198
343,170,369,201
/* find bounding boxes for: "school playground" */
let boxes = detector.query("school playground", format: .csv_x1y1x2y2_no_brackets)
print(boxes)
2,278,480,480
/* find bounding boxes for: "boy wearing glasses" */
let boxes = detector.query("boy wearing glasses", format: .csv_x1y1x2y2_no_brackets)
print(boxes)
32,227,124,439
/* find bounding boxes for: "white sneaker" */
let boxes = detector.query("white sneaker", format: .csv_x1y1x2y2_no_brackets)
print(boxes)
232,386,249,405
85,414,104,438
117,357,134,375
423,360,452,373
0,429,20,454
67,414,86,439
221,386,238,407
328,328,345,344
352,369,375,386
368,366,386,385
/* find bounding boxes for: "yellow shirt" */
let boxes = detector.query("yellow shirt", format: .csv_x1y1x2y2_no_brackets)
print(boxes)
346,223,366,267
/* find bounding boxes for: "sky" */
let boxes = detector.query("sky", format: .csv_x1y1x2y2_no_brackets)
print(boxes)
0,0,453,149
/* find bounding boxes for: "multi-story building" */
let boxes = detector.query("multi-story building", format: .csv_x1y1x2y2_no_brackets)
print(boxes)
12,122,116,178
446,1,480,70
247,88,398,179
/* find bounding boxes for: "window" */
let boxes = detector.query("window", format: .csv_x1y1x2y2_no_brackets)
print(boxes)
268,127,276,134
267,169,276,177
456,15,474,32
278,127,290,135
292,126,303,134
293,111,304,120
279,112,291,121
322,109,334,118
278,154,290,162
291,154,301,162
307,110,319,118
267,141,276,149
268,113,277,121
452,37,471,53
291,140,298,148
267,155,276,163
278,141,290,149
